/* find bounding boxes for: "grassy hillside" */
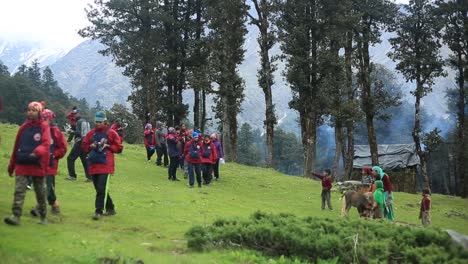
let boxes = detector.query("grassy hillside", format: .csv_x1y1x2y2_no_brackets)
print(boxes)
0,123,467,263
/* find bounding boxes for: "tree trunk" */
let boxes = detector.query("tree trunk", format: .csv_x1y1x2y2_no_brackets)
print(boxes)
456,51,467,197
193,89,200,128
222,96,238,162
343,30,355,180
302,110,317,178
358,24,379,165
333,124,344,180
413,82,431,190
201,88,207,131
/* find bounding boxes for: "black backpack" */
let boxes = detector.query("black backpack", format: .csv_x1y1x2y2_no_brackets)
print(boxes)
202,143,212,158
189,142,200,159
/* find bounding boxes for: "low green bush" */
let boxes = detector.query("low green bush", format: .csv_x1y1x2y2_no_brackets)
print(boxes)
185,211,468,263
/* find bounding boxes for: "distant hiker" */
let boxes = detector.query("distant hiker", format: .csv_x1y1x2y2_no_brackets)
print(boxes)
184,131,202,188
66,106,78,143
420,188,431,227
111,118,125,143
65,109,91,181
144,123,156,162
30,109,67,217
371,166,394,221
200,134,218,185
155,121,168,166
210,133,224,181
82,111,123,220
312,169,334,210
372,180,385,219
5,101,51,225
166,127,181,181
361,166,374,193
181,129,193,179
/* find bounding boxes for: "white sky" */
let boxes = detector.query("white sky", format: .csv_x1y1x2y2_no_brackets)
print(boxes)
0,0,409,51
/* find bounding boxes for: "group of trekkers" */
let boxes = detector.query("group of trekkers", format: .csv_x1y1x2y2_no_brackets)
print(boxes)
313,166,431,227
143,122,224,188
4,101,225,226
5,102,123,225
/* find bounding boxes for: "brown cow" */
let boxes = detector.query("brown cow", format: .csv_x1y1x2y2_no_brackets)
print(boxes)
341,190,374,218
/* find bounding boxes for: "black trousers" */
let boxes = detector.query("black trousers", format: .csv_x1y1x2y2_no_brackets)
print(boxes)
212,158,220,179
67,140,90,179
146,147,155,161
201,163,212,184
46,175,57,206
156,144,168,166
168,156,179,180
92,174,114,214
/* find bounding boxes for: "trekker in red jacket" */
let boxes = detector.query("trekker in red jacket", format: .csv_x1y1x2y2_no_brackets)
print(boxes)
82,111,123,220
200,134,218,185
184,132,202,188
144,123,156,161
5,101,51,225
31,109,67,216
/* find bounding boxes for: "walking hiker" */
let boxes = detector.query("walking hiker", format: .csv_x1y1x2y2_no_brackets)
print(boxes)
166,127,181,181
200,134,218,185
155,121,168,166
184,131,202,188
419,188,431,227
210,133,224,181
144,123,156,162
65,109,91,181
371,166,395,221
30,109,67,216
66,106,78,143
82,111,123,220
312,169,334,210
5,101,51,225
110,118,125,143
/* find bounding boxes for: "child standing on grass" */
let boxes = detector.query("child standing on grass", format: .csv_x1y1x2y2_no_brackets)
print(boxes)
312,169,334,210
30,109,67,216
82,111,123,220
419,188,431,227
5,101,51,225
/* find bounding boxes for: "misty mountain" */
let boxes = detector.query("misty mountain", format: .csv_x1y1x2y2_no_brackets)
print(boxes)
0,39,66,73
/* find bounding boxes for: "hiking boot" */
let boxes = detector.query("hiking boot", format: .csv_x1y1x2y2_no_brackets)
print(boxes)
51,205,60,214
26,184,32,190
65,176,76,181
4,216,20,226
198,183,202,188
92,213,102,220
103,209,116,216
30,208,39,217
39,217,47,225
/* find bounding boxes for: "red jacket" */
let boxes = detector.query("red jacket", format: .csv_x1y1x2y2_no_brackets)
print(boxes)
144,128,155,147
184,140,202,164
111,122,124,141
200,141,218,164
66,112,77,127
46,125,67,175
82,125,123,175
312,172,333,190
420,195,431,212
382,174,393,193
8,120,51,177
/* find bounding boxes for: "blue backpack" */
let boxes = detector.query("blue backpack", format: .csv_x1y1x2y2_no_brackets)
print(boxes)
190,142,200,159
88,129,110,164
16,125,41,165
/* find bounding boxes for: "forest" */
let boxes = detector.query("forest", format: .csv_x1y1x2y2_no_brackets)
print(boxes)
1,0,467,196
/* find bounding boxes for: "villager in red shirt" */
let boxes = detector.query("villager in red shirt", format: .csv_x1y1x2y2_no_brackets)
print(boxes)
5,101,51,226
419,188,431,227
312,169,334,210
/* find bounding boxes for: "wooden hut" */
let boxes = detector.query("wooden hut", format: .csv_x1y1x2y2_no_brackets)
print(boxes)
352,144,420,193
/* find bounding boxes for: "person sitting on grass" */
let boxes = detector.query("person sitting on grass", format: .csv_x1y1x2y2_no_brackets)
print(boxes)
312,169,334,210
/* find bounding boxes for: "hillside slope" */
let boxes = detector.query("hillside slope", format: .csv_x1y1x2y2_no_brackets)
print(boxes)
0,123,467,263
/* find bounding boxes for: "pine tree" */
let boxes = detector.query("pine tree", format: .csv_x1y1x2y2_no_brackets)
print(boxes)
277,0,328,177
435,0,468,197
388,0,445,190
353,0,397,165
206,0,248,162
247,0,278,168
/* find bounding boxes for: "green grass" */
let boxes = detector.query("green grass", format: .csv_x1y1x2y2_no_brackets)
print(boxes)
0,122,467,263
